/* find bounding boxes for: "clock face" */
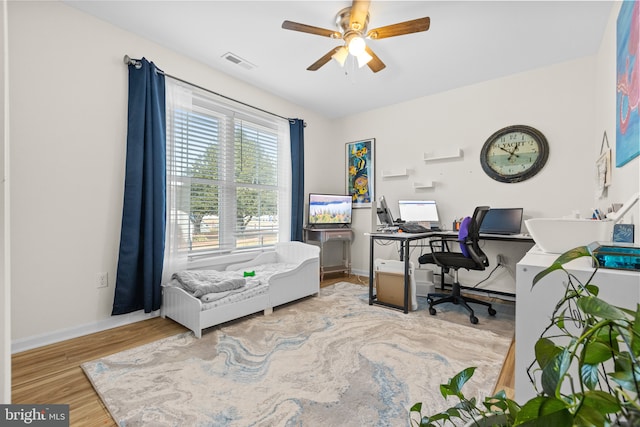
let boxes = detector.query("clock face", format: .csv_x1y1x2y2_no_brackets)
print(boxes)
480,125,549,183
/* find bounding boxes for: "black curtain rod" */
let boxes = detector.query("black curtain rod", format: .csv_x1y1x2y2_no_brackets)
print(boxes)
123,55,303,125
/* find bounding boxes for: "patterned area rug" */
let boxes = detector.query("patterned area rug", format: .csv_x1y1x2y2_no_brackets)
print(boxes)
82,282,513,426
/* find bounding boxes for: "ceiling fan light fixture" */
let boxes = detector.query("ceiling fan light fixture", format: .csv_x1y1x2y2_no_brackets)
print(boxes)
282,1,430,74
348,36,366,56
331,46,348,67
356,51,373,68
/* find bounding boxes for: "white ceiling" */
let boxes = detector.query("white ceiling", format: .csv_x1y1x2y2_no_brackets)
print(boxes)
65,1,614,119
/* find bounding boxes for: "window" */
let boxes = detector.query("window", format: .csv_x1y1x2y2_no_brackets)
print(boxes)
165,79,291,259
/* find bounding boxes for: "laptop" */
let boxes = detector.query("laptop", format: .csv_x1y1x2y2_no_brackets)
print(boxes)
479,208,523,235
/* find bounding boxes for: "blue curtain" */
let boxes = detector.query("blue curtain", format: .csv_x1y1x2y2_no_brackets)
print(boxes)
112,58,166,315
289,119,305,241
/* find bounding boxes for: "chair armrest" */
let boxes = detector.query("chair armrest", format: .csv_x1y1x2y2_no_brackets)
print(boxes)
428,236,459,253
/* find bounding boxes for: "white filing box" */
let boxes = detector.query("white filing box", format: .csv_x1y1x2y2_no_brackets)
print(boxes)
374,258,418,311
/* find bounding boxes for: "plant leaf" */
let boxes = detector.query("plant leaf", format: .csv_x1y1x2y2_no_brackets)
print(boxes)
593,326,620,352
540,347,571,396
449,367,476,396
609,361,639,391
426,412,451,423
583,341,612,365
585,283,600,297
532,246,592,288
581,390,621,414
577,296,628,321
632,304,640,356
534,338,562,371
573,402,607,427
505,399,521,424
580,362,600,390
515,396,572,426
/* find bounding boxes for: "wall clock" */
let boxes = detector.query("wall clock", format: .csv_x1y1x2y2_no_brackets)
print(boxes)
480,125,549,183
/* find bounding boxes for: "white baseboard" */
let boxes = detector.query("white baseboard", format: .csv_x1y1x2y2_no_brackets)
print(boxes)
11,310,160,354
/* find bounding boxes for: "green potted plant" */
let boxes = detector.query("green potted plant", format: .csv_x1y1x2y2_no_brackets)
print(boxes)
410,245,640,426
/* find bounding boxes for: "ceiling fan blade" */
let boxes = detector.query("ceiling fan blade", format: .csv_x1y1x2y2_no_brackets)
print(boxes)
282,20,341,38
307,47,341,71
365,46,386,73
349,0,370,31
366,17,430,39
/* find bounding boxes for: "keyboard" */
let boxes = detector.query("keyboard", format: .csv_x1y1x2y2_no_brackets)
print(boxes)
399,223,430,233
377,226,399,232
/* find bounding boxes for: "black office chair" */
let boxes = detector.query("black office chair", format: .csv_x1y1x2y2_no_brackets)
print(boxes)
418,206,496,324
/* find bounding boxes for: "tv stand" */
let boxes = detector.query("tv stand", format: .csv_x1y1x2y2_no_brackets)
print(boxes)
304,227,353,280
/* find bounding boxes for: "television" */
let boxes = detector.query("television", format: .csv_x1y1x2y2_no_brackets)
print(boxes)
398,200,439,223
479,208,524,235
376,195,395,227
307,194,352,227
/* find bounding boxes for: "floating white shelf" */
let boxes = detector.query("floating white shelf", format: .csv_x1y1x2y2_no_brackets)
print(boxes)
423,148,463,162
413,181,434,189
381,169,409,178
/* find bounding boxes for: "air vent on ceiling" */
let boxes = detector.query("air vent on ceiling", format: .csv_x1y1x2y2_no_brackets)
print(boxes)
221,52,256,70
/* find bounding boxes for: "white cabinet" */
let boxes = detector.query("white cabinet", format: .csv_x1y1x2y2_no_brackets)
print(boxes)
515,248,640,402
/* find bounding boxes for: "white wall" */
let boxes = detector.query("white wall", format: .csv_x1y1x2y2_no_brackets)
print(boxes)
7,1,638,348
595,2,640,229
7,1,334,347
329,1,639,293
328,57,599,293
1,0,10,403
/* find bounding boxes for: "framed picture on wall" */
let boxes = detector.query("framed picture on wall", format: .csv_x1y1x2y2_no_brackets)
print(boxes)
596,148,612,186
615,0,639,167
345,138,375,208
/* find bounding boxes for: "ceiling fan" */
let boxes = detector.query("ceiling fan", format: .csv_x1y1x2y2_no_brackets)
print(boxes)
282,0,430,73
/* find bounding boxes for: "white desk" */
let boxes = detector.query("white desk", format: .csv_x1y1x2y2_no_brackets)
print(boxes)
515,248,640,402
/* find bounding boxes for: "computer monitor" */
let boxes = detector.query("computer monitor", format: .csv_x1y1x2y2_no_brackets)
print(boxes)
398,200,439,223
479,208,523,235
376,196,395,226
307,193,352,228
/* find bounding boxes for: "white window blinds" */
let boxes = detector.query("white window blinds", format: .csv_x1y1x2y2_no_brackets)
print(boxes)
165,79,291,259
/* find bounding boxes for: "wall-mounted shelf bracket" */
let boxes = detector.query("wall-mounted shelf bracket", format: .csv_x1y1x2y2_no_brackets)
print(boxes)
423,148,463,162
413,181,434,189
381,169,409,178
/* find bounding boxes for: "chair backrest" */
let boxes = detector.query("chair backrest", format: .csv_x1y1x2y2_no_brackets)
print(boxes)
463,206,490,268
457,216,472,257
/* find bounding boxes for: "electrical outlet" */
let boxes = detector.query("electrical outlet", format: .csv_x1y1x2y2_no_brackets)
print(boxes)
496,254,506,266
97,272,108,288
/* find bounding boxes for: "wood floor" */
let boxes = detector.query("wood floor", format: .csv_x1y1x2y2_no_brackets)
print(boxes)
11,274,515,426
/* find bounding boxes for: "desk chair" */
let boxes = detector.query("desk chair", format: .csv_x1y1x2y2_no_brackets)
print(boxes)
418,206,496,324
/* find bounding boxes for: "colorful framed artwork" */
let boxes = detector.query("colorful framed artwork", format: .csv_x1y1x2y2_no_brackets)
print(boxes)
345,138,375,208
615,0,639,167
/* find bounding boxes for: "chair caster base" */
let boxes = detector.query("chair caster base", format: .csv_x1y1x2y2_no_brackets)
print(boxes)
470,315,479,324
488,307,497,316
429,307,436,315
